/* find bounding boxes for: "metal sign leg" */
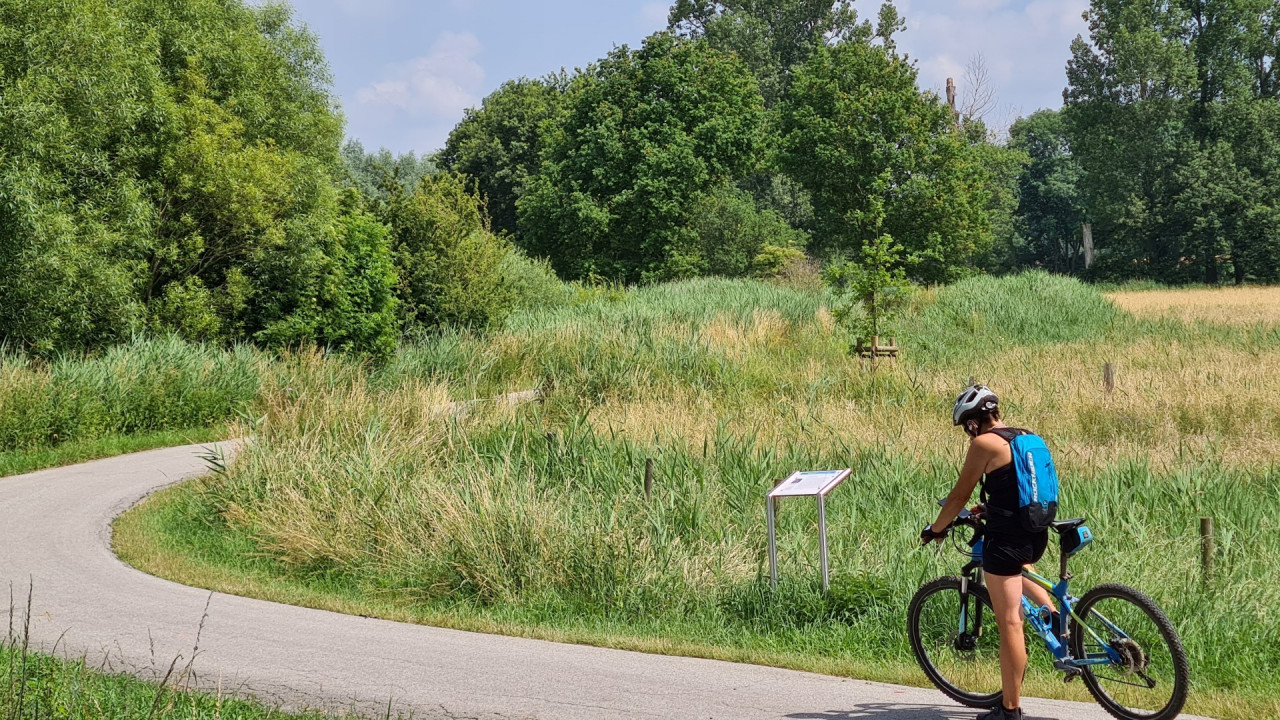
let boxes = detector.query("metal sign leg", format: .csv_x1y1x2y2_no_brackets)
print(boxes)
767,496,778,591
817,495,829,593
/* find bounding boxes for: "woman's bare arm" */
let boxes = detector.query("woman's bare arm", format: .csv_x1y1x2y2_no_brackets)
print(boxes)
929,436,997,539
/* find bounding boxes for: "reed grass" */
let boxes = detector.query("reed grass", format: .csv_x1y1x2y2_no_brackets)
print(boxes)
106,273,1280,719
0,337,264,453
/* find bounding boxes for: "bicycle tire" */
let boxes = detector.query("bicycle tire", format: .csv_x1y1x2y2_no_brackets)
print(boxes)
907,576,1003,708
1069,583,1189,720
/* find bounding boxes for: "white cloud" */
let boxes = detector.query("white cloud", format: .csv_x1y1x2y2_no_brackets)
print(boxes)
357,32,485,119
639,2,669,28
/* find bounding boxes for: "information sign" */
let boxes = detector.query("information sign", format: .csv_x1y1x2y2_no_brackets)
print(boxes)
766,468,852,592
769,469,851,498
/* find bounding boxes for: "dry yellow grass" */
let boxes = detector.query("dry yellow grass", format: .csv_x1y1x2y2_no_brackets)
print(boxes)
588,308,1280,471
1109,286,1280,325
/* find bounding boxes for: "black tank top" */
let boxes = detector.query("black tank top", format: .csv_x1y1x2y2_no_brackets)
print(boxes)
981,428,1028,534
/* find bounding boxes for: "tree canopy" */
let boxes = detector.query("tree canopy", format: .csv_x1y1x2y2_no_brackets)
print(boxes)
0,0,389,352
517,33,768,282
668,0,902,105
1061,0,1280,283
780,41,994,283
440,77,565,240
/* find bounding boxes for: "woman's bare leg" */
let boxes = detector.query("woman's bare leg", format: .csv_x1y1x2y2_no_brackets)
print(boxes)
987,572,1028,710
1022,566,1055,610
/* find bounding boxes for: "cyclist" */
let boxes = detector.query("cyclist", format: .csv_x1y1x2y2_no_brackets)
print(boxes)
921,385,1057,720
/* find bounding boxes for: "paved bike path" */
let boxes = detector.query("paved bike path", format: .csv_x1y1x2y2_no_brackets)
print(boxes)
0,444,1211,719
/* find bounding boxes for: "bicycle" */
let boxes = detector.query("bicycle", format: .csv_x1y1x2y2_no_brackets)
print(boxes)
907,503,1190,720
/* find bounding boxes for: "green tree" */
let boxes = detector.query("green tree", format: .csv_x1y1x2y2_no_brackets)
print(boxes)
1004,110,1086,273
0,0,351,351
1064,0,1280,283
341,139,436,207
440,77,565,240
824,206,912,349
780,41,993,283
517,33,767,282
668,0,900,106
384,174,514,331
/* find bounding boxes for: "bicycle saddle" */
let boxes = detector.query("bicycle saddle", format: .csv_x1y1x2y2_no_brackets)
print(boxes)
1050,517,1086,532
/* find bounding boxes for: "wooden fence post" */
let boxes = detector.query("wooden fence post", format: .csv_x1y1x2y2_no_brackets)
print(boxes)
1103,362,1115,393
1200,517,1215,585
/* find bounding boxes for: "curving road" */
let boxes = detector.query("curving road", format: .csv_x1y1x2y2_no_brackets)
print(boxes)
0,444,1209,719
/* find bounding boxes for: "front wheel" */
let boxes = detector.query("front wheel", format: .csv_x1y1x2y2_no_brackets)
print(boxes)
907,576,1003,708
1069,583,1189,720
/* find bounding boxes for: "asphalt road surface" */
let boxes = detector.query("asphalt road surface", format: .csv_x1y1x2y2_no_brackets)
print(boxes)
0,444,1209,719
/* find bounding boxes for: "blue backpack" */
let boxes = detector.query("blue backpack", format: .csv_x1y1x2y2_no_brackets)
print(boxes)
988,428,1059,533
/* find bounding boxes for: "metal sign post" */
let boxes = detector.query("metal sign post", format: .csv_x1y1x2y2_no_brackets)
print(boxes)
767,469,852,593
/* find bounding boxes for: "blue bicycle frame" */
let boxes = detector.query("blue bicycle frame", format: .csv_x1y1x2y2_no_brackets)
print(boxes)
960,523,1130,674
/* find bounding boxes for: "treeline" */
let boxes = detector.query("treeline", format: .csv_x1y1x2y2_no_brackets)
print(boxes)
0,0,564,356
5,0,1279,355
442,1,1008,286
1008,0,1280,283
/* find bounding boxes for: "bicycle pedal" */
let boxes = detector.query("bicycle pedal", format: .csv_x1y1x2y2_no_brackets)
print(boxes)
1054,661,1083,683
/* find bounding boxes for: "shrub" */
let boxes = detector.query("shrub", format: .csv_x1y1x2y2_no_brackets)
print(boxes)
752,245,807,278
674,185,808,279
318,206,400,358
383,173,515,332
500,251,574,311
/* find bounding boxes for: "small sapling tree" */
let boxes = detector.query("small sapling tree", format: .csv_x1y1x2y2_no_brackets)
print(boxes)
824,195,913,353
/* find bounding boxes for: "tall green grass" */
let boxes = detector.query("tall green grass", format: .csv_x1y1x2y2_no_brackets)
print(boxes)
0,337,263,452
165,399,1277,703
906,271,1122,362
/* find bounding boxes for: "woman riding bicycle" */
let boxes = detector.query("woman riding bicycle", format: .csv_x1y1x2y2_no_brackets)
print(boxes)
921,385,1058,720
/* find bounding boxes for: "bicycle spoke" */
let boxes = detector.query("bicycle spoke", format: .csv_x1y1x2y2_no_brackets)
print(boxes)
913,583,1002,700
1074,592,1181,717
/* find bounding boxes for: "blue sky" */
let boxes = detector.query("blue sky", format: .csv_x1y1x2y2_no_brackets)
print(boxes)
287,0,1090,155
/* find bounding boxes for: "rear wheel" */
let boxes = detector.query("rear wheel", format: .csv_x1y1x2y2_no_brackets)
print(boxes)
907,576,1003,708
1069,583,1189,720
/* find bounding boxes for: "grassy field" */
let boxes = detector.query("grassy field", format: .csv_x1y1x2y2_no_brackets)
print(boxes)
101,273,1280,720
1110,286,1280,326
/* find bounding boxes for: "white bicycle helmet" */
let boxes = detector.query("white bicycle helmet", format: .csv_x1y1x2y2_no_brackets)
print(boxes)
952,384,998,426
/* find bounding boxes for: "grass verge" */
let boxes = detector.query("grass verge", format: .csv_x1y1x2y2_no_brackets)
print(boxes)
1,616,357,719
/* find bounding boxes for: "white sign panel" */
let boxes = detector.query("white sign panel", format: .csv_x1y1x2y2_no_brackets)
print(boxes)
769,469,851,498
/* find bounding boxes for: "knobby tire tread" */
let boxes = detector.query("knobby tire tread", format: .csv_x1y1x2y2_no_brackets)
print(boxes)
907,575,1003,709
1069,582,1189,720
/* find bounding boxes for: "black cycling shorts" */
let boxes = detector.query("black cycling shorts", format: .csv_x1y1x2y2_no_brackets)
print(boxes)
982,529,1049,576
